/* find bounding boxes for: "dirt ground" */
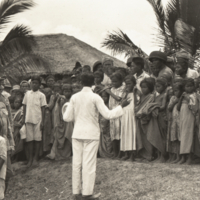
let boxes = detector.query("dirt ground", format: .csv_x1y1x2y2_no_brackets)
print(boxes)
5,158,200,200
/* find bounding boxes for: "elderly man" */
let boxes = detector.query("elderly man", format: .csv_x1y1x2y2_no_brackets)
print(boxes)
149,51,173,83
127,55,150,91
175,51,199,79
63,73,130,200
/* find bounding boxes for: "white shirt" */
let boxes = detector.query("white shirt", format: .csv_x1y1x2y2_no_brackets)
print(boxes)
134,71,150,91
23,90,47,124
187,68,199,79
63,87,124,140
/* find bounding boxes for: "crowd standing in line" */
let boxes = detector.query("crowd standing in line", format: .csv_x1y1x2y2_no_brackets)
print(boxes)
0,50,199,199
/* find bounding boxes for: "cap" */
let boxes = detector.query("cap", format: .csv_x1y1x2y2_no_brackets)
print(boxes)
149,51,167,62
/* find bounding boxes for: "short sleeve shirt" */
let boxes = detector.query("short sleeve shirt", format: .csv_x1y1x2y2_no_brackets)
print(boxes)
23,90,47,124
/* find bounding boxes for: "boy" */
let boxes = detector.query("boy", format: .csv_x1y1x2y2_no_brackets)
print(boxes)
22,76,47,167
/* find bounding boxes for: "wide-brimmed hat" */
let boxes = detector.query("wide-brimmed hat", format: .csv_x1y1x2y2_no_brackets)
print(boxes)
149,51,167,62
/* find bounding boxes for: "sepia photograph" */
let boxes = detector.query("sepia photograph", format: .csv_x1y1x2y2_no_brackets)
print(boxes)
0,0,200,199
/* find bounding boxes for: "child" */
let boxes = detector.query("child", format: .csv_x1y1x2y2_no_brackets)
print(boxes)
120,75,137,161
47,84,73,160
53,82,62,95
92,71,104,93
177,78,198,165
22,75,47,167
72,83,82,94
11,97,24,162
42,88,54,153
98,89,113,158
135,78,159,161
153,77,168,163
20,80,30,94
106,72,125,158
167,81,184,163
45,75,55,90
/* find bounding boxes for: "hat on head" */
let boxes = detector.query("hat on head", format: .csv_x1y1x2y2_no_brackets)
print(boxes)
4,78,11,88
12,85,20,90
149,51,167,62
45,75,55,82
127,54,144,66
20,80,30,86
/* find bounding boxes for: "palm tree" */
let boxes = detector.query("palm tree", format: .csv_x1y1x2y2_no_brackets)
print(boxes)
102,29,147,59
0,0,49,84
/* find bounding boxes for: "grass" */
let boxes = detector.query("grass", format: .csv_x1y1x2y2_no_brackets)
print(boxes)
5,158,200,200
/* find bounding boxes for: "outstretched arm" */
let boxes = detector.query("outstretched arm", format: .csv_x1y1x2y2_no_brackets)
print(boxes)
95,95,130,120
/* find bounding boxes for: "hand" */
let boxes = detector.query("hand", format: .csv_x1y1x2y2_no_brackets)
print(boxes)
40,122,44,131
121,98,131,108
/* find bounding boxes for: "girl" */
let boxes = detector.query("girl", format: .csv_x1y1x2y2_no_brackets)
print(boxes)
135,78,162,161
98,89,113,158
92,71,104,93
154,77,168,162
120,75,137,161
167,81,184,163
11,97,24,162
177,78,198,165
106,72,125,158
47,84,73,160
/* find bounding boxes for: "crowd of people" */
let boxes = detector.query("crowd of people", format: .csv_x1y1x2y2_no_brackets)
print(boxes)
0,49,200,199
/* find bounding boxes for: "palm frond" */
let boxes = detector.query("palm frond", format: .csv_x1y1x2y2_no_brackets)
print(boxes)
102,29,147,58
0,24,35,65
1,53,50,84
0,0,35,29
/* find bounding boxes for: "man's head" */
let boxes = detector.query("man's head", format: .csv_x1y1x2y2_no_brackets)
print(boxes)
102,58,114,74
82,65,91,73
127,55,144,75
149,51,167,71
175,51,189,76
31,76,41,91
81,73,94,87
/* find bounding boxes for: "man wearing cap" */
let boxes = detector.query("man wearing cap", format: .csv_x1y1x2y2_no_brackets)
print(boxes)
127,55,149,91
149,51,173,82
101,58,113,86
175,51,199,79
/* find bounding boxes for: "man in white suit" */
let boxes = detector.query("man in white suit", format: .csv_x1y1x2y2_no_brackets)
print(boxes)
63,73,130,200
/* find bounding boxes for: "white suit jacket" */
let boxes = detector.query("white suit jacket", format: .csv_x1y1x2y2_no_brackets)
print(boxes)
63,87,123,140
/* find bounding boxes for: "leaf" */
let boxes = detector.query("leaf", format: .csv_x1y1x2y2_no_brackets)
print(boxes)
0,0,35,30
2,53,50,84
0,24,35,65
102,29,147,58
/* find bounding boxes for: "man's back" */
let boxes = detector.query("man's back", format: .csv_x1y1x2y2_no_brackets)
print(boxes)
71,87,100,140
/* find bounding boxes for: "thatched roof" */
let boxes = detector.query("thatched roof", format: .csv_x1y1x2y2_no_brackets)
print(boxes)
33,33,126,73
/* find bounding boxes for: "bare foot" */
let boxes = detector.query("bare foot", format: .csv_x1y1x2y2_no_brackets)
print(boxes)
177,157,186,165
26,160,32,168
32,159,39,168
121,156,129,161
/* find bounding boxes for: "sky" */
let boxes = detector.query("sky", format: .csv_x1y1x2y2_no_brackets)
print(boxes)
0,0,169,62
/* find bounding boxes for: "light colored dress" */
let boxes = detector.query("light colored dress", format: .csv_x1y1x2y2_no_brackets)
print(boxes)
109,84,125,141
120,93,136,151
180,93,198,154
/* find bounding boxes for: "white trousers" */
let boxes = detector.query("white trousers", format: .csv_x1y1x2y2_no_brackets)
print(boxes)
72,139,99,196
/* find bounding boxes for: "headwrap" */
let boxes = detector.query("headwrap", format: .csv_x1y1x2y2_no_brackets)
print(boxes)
12,85,20,90
93,61,102,72
20,80,30,87
45,75,55,82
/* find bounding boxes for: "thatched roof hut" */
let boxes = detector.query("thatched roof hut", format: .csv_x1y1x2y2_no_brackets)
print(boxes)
4,33,126,84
